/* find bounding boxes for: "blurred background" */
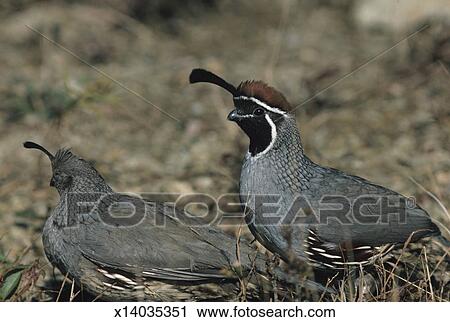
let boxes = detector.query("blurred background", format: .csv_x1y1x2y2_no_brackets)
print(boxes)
0,0,449,300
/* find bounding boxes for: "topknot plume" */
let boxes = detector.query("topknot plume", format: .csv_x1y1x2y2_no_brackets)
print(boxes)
189,68,292,112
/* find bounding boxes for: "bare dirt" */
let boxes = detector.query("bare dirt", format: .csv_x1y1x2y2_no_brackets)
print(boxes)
0,0,449,301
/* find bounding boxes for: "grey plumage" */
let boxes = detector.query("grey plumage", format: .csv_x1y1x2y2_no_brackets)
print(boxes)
189,69,447,273
26,141,312,301
239,117,440,267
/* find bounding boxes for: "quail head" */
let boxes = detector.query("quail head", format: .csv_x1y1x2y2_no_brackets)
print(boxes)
25,141,317,301
189,69,448,274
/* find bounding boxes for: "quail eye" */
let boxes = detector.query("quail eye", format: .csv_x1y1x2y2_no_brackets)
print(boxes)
253,107,265,116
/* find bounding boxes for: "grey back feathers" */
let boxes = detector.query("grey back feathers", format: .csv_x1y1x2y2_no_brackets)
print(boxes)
25,141,305,300
188,69,445,272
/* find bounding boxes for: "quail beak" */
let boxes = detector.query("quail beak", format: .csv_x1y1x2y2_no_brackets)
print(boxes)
227,109,240,122
50,177,55,187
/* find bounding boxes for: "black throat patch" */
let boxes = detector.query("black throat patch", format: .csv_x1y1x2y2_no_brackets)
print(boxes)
237,116,273,157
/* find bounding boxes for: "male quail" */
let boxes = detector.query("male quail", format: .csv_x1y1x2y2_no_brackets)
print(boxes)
189,69,449,274
24,141,308,301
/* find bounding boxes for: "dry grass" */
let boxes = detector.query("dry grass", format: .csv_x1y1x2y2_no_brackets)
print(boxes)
0,0,449,301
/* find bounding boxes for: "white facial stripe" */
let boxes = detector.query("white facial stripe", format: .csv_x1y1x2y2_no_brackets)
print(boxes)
234,96,287,115
235,113,253,118
252,114,277,159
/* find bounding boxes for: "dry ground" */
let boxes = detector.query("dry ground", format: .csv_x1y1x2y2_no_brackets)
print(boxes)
0,0,449,301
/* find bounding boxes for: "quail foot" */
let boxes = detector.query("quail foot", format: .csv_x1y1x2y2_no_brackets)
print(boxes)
189,69,449,278
24,141,322,301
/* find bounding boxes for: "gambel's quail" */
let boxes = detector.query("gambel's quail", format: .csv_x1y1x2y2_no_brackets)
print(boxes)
189,69,449,273
24,141,315,301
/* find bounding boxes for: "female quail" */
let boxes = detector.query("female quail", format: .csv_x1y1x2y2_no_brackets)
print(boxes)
189,69,449,273
24,141,312,301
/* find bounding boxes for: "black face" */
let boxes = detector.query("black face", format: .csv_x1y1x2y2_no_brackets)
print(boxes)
188,68,290,156
228,98,283,156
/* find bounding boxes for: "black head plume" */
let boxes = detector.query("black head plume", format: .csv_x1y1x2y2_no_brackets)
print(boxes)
189,68,238,96
23,141,54,161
